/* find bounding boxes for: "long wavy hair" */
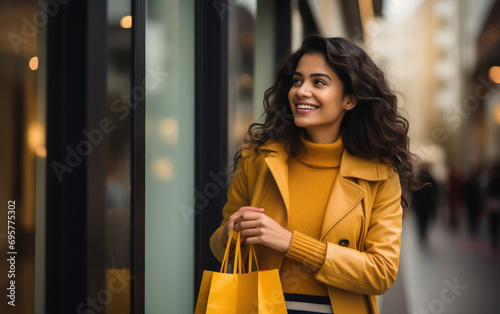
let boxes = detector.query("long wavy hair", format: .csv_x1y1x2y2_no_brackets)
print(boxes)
233,34,420,210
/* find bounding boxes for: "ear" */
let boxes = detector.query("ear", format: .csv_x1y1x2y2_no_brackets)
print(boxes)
343,95,357,110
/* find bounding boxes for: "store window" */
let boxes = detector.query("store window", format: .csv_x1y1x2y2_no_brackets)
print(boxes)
227,0,256,163
105,0,133,312
227,0,278,166
0,1,38,313
145,0,195,312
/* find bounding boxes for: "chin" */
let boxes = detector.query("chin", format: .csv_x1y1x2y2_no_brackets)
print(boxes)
293,119,305,128
292,117,312,128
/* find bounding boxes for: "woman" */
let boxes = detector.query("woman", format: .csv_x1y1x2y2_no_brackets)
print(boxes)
210,34,419,314
486,162,500,248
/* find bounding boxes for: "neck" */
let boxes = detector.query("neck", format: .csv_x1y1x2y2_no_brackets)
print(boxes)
303,128,340,144
297,135,343,168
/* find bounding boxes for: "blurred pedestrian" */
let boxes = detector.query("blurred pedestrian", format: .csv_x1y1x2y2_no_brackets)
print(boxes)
486,162,500,249
447,166,463,229
412,164,439,243
462,167,483,236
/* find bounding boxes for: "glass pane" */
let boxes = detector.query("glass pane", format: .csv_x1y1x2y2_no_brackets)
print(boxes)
105,0,132,312
227,0,278,165
0,0,39,312
227,0,257,165
145,0,195,312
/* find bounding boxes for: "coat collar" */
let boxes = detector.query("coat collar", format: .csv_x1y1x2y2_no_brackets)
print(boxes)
243,140,390,239
244,140,389,181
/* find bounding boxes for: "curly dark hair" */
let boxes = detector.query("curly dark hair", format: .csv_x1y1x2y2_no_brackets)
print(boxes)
233,34,420,210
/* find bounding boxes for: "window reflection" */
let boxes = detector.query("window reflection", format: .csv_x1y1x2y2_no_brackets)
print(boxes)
0,1,38,313
105,0,132,312
227,0,257,165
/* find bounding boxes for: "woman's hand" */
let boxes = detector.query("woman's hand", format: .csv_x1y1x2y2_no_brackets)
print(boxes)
232,208,292,253
222,206,265,244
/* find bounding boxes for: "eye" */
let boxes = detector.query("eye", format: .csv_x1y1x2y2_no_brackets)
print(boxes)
292,77,302,86
315,80,326,86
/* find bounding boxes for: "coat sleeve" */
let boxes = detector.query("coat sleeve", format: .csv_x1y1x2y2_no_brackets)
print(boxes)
314,169,403,295
209,156,251,262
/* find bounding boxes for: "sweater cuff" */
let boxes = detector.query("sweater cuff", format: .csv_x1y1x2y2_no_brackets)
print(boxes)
285,231,327,272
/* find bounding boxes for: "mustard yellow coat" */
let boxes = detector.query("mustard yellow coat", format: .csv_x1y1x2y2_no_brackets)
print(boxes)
210,140,403,314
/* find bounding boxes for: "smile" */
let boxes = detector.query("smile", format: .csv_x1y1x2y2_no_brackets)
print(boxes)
296,104,319,110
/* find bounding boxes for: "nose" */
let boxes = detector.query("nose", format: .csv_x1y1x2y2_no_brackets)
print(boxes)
296,82,312,98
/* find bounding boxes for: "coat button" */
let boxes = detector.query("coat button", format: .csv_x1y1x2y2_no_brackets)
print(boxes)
338,238,350,247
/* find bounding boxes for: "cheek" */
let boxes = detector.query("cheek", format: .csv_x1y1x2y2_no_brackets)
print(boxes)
321,93,344,110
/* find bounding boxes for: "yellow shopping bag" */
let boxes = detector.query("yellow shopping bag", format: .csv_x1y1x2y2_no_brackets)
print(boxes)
195,228,287,313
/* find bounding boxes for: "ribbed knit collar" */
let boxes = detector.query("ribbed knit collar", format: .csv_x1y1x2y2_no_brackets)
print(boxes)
295,136,343,168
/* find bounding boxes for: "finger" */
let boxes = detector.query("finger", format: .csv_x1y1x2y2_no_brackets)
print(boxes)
223,223,233,243
228,207,263,227
226,220,234,235
233,212,263,225
234,219,261,232
240,227,261,239
238,206,265,213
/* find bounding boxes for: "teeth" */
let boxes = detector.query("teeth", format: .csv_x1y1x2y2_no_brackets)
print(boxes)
297,104,318,110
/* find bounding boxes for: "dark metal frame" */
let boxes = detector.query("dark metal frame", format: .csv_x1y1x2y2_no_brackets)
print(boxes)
274,0,292,65
194,0,229,296
131,0,146,312
45,0,107,312
298,0,319,35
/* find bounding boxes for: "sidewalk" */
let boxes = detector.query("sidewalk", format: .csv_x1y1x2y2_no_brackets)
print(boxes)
380,215,500,314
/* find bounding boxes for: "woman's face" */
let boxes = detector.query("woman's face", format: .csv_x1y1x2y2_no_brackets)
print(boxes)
288,52,355,143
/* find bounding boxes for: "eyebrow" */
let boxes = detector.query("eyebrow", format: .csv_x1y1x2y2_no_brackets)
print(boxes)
293,71,332,82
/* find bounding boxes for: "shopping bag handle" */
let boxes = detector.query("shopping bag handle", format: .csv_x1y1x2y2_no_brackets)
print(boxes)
234,231,242,276
220,227,260,274
247,244,260,272
220,227,233,273
220,226,242,275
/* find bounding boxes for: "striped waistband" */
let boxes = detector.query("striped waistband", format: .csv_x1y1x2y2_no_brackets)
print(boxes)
284,293,333,314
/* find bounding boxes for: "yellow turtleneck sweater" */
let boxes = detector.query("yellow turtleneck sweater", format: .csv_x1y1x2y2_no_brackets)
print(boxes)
280,135,343,296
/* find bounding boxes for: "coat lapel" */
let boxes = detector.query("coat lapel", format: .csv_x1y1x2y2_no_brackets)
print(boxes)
265,156,290,214
320,176,364,241
252,141,291,214
320,149,388,240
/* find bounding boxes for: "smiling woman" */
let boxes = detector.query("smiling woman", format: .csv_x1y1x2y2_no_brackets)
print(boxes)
210,34,421,314
288,52,356,144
